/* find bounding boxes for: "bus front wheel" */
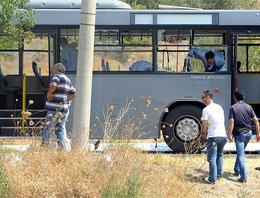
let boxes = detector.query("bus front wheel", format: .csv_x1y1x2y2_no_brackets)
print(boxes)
162,105,206,153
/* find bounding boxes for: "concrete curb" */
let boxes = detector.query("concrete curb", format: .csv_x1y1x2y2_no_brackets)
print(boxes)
1,142,260,153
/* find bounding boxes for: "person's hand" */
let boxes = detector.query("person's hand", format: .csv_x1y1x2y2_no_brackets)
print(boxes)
47,93,54,101
188,54,193,58
256,134,260,142
202,133,207,139
228,133,233,142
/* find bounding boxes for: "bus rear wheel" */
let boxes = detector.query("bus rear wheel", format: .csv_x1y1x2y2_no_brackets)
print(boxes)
162,105,206,153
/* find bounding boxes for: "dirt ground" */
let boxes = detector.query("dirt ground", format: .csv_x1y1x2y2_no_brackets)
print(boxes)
181,153,260,198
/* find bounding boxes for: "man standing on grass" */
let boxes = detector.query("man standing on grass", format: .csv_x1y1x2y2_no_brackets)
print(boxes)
227,90,260,183
201,90,228,184
42,63,76,151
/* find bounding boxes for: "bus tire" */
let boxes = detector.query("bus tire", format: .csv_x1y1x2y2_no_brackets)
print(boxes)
162,105,206,153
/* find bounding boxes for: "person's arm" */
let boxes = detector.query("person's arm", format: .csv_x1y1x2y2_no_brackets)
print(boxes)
227,118,234,142
188,48,208,69
213,50,225,72
67,93,75,101
47,82,57,101
188,48,205,59
252,116,260,141
214,64,225,72
188,48,198,57
202,120,208,139
60,48,69,66
67,86,76,101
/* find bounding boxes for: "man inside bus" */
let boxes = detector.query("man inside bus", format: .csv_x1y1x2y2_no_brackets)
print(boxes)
188,48,225,72
60,37,78,71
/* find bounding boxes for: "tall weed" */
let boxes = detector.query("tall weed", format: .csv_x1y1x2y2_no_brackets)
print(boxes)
0,163,14,198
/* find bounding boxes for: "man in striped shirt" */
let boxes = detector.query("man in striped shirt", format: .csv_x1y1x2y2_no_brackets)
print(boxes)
42,63,76,151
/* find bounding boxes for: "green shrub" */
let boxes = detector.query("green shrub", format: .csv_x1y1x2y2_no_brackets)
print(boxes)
102,169,142,198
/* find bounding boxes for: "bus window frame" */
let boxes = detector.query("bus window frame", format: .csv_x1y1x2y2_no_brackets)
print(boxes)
157,28,228,73
55,25,234,74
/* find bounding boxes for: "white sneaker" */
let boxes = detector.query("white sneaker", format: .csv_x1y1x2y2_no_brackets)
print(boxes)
204,177,215,184
64,138,71,152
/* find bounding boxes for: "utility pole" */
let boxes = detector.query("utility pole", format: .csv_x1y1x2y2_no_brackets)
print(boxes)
72,0,96,148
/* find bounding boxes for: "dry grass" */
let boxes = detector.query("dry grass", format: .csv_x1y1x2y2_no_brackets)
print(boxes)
2,98,260,197
1,145,199,198
2,144,260,197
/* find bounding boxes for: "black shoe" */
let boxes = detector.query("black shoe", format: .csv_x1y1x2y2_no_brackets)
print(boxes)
204,177,215,184
237,178,247,183
255,167,260,171
233,173,239,177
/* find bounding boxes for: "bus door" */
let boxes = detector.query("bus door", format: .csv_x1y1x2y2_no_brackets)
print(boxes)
22,31,57,110
234,32,260,117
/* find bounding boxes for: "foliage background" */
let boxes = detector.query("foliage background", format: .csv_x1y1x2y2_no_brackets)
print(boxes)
122,0,260,9
0,0,35,48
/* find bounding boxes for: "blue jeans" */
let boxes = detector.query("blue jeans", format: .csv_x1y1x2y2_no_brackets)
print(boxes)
207,137,227,183
42,110,71,151
234,131,252,180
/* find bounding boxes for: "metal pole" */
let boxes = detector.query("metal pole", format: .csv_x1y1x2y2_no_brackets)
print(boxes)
72,0,96,148
22,73,26,134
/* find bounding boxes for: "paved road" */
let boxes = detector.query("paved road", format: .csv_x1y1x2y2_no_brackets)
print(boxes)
1,140,260,153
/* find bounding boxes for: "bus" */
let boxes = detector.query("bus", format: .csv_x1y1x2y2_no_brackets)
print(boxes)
0,0,260,152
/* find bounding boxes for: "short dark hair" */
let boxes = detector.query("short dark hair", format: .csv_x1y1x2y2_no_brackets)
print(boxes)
205,51,215,60
60,37,68,45
235,90,245,101
203,90,213,98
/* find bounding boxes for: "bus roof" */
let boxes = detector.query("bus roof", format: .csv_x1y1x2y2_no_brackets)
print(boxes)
25,0,131,9
30,8,260,26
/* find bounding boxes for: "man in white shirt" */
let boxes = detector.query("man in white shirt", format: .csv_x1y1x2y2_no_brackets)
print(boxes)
201,90,227,184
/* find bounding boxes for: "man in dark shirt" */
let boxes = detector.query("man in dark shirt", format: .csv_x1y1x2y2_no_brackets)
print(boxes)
227,90,260,183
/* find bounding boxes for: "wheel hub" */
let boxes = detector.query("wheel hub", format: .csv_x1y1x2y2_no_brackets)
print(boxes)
175,117,200,142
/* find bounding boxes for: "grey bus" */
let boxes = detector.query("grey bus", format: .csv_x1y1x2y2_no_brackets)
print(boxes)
0,0,260,152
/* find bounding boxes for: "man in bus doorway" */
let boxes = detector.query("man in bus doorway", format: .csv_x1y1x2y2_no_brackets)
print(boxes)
227,90,260,183
60,37,78,71
42,63,76,151
188,48,225,72
201,90,227,184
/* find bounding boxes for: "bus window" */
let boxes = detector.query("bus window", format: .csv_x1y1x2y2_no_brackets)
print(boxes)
157,29,228,73
237,47,246,72
189,46,228,72
60,29,79,72
237,36,260,72
248,45,260,72
193,30,225,45
24,33,49,76
94,29,152,71
95,29,119,45
94,46,152,71
0,36,19,75
192,30,227,72
0,52,19,75
158,30,190,72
